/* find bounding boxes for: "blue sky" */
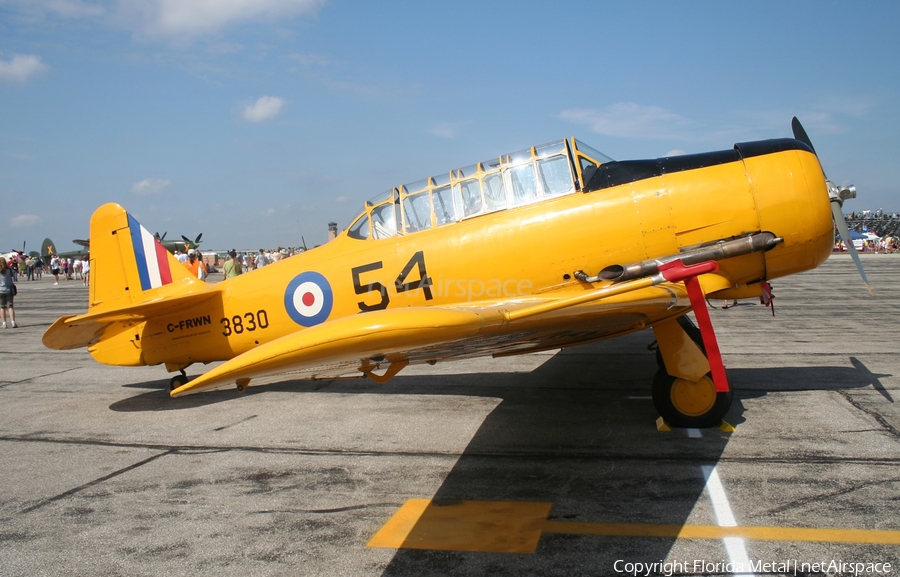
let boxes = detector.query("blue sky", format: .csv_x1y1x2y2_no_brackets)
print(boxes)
2,0,898,252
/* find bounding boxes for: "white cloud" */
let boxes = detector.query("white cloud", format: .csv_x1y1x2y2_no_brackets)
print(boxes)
0,54,48,84
428,123,461,139
123,0,324,40
558,102,690,140
260,207,276,216
131,178,172,195
4,0,323,43
3,151,35,161
243,96,285,122
334,195,348,203
288,52,329,67
665,149,687,157
10,214,42,228
4,0,106,19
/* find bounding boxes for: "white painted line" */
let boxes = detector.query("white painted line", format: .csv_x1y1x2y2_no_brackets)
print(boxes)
687,428,702,438
701,464,754,576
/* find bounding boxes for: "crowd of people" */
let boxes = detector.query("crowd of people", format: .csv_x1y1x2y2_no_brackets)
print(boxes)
838,209,900,253
845,209,900,236
0,252,96,329
170,247,307,281
2,254,91,286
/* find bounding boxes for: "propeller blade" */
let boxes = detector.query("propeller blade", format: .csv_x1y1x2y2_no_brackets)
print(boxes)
791,117,817,155
195,233,203,243
831,201,874,296
182,235,191,244
793,117,871,295
160,231,167,241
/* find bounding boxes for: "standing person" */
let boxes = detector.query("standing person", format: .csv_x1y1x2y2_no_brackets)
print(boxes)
0,258,18,328
81,257,90,287
222,249,242,279
254,249,267,270
183,249,205,280
50,254,60,285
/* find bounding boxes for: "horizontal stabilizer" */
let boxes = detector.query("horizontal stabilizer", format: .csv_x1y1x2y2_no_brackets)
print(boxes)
43,290,218,350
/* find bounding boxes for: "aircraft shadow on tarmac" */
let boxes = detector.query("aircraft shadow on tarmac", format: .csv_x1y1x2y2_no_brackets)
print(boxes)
104,335,892,575
374,351,892,575
108,342,892,414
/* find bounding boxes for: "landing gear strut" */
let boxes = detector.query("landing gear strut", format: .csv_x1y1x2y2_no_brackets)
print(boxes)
650,260,733,428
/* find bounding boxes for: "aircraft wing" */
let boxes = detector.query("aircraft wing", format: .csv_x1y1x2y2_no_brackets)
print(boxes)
171,274,699,397
171,306,499,396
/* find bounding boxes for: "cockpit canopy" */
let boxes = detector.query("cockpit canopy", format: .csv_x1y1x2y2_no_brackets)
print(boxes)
347,138,612,240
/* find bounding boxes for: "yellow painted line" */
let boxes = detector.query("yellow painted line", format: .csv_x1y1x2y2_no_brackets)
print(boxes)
369,499,900,553
543,521,900,545
367,499,552,553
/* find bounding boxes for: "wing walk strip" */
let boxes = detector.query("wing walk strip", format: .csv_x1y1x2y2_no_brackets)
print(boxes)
367,499,900,554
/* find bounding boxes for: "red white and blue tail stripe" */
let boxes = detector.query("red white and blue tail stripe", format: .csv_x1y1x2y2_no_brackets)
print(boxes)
128,214,173,290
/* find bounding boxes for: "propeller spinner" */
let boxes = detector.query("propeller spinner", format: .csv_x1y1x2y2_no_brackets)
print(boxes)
791,117,873,295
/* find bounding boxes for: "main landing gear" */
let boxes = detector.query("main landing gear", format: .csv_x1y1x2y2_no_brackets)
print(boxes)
169,369,188,391
643,260,734,428
651,317,732,428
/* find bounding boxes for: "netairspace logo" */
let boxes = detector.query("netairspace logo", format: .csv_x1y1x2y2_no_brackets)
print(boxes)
613,559,893,576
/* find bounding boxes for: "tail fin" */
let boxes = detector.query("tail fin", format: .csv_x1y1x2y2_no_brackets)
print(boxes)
41,238,55,259
89,203,201,309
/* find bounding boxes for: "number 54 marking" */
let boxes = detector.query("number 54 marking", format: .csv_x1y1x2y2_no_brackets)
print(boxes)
351,251,433,313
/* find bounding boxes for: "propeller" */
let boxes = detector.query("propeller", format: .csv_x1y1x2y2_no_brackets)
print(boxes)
181,232,203,248
791,117,873,295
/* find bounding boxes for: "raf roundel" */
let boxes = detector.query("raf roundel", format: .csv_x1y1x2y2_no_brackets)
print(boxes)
284,271,334,327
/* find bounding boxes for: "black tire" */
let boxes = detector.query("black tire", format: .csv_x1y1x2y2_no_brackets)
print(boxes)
652,368,732,428
169,374,188,391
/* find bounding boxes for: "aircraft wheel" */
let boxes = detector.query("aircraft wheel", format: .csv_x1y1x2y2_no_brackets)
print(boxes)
652,369,732,428
170,374,188,391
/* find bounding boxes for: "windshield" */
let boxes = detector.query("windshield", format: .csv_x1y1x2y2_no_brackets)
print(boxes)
573,139,614,164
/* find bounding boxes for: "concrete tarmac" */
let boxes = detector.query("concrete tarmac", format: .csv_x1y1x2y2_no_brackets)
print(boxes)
1,254,898,576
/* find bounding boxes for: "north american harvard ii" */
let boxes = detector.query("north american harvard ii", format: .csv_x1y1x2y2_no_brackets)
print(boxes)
43,118,867,428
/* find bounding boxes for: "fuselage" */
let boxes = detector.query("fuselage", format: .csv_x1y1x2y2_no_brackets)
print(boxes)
90,137,833,370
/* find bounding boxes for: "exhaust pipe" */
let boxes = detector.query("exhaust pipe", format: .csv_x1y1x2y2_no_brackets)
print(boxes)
578,232,782,283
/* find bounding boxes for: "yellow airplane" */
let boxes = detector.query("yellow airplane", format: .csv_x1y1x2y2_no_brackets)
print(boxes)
43,118,866,428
